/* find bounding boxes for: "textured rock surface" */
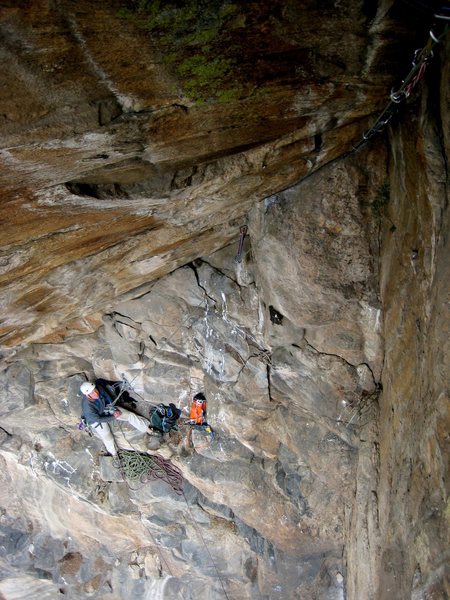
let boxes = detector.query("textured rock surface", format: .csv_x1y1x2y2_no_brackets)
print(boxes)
0,0,420,351
0,2,448,600
0,135,388,597
375,45,449,600
345,34,450,600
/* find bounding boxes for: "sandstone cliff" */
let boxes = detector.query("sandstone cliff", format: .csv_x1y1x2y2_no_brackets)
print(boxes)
0,2,448,599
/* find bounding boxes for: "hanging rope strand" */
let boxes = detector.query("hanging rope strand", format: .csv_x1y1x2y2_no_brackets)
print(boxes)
181,491,231,600
111,434,229,596
109,450,188,598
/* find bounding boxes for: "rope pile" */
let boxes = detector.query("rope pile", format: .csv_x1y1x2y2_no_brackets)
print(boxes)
115,450,184,495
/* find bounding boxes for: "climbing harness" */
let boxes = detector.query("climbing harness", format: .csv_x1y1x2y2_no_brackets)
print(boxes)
353,22,449,150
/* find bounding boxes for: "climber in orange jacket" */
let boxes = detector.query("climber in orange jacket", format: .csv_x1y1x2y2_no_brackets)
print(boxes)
188,392,213,435
189,392,207,425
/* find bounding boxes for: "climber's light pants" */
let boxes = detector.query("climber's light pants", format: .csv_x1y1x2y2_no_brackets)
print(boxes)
91,408,149,456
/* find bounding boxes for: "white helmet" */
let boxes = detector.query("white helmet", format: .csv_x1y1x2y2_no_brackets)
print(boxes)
80,382,95,395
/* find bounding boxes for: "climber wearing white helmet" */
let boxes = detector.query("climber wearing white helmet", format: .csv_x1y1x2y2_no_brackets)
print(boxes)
80,378,152,456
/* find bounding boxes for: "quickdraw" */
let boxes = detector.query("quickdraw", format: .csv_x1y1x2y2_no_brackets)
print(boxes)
354,22,448,150
234,225,248,263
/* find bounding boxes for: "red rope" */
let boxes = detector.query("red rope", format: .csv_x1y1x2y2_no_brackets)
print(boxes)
141,453,184,495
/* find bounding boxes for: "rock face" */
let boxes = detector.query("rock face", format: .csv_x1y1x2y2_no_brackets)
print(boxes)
0,0,420,351
345,33,450,600
0,138,388,598
373,46,449,600
0,2,448,600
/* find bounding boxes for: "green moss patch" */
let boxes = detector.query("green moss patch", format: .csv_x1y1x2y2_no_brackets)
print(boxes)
116,0,267,104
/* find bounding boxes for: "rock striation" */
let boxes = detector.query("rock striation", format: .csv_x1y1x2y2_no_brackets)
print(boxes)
0,137,388,598
0,0,420,352
0,1,448,600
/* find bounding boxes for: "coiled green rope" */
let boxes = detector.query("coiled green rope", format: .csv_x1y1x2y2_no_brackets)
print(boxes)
115,450,184,495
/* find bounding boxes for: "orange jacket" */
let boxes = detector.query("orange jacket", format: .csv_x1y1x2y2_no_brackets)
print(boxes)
189,401,206,424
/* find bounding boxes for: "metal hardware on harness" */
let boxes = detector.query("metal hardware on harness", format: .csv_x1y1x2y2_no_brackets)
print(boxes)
103,404,117,415
234,225,248,263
